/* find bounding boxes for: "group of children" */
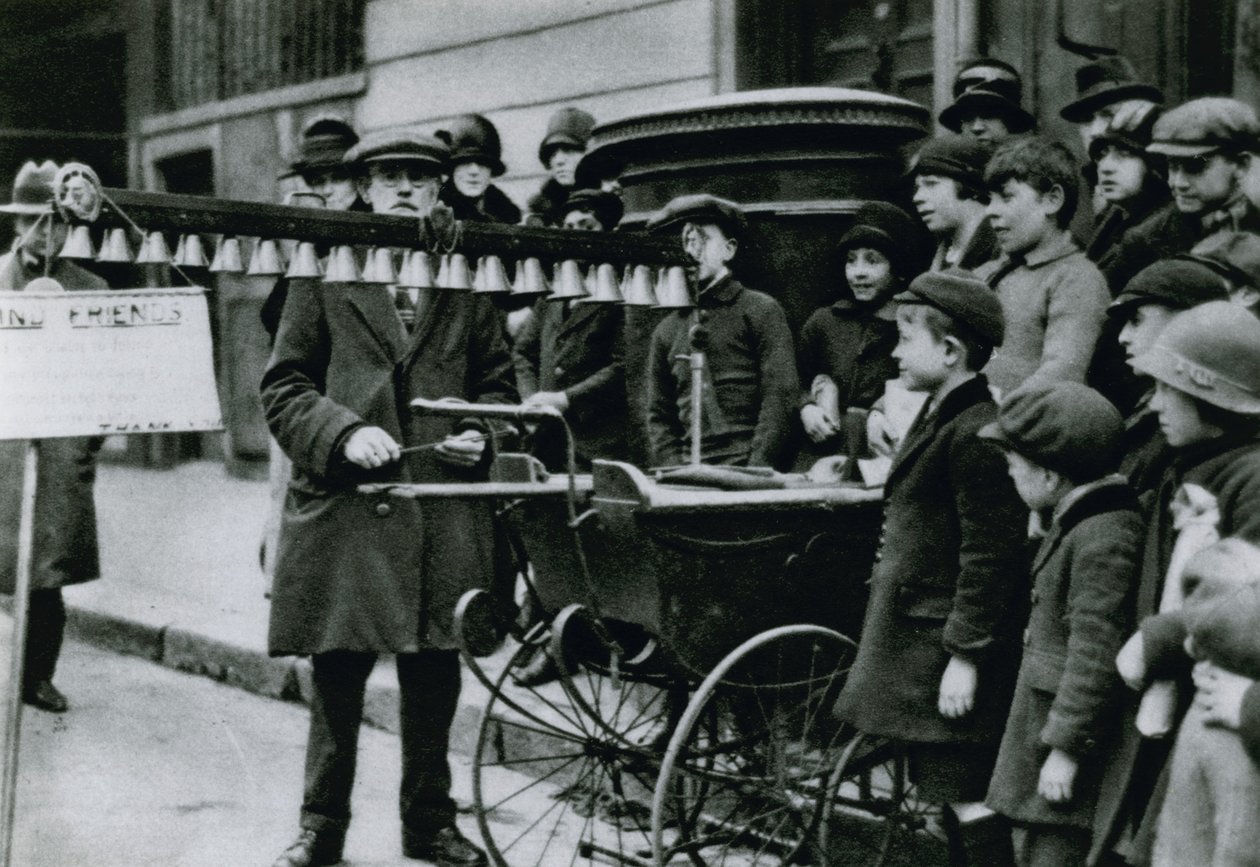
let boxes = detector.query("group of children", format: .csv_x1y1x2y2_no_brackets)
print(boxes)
814,58,1260,867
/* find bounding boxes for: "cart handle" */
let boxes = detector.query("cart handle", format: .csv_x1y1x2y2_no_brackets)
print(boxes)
410,396,562,423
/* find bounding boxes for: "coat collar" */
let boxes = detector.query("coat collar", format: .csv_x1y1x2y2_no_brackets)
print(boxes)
1021,232,1080,269
698,273,743,306
886,374,993,484
345,283,407,361
1031,475,1139,575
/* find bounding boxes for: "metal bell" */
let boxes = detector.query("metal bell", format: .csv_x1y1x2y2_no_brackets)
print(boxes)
208,237,244,273
323,245,359,282
655,266,694,309
622,264,658,306
173,234,209,268
471,257,487,292
397,251,435,288
511,257,549,296
549,260,587,301
285,241,324,279
435,254,451,287
475,255,511,294
361,247,397,284
583,263,623,303
58,224,95,259
445,253,473,290
136,231,173,264
247,239,286,276
97,228,132,263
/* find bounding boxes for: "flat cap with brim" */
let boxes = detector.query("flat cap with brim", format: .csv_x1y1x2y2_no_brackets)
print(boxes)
1109,259,1231,318
1147,97,1260,157
647,193,748,241
1186,231,1260,289
939,85,1036,135
561,188,625,230
978,382,1124,481
1133,300,1260,415
343,129,450,172
894,269,1005,346
1060,56,1163,123
0,160,57,215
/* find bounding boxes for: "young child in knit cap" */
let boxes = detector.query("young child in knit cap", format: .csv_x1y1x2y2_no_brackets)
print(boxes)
979,382,1143,867
1127,538,1260,867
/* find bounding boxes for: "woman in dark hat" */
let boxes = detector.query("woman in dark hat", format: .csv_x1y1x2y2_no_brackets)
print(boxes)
525,107,595,226
795,201,920,464
282,114,366,213
437,114,521,225
1087,110,1168,267
940,81,1036,147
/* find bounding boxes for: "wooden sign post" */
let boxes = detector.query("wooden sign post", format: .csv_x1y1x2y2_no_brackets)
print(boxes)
0,285,222,867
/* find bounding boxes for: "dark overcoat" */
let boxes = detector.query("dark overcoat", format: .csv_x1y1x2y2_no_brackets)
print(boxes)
0,252,107,594
834,375,1029,744
262,278,518,655
987,478,1142,828
512,298,626,467
1090,434,1260,865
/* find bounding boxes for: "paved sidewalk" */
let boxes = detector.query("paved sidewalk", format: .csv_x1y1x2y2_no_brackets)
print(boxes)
64,459,501,751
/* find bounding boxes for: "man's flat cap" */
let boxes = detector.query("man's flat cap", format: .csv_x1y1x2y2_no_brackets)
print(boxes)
1186,231,1260,289
1147,98,1260,157
1109,259,1231,318
343,129,450,172
979,382,1124,481
562,188,624,230
1060,56,1163,123
894,269,1004,346
647,193,748,240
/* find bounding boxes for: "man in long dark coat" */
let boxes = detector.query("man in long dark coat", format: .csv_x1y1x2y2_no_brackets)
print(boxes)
264,130,514,867
0,160,108,714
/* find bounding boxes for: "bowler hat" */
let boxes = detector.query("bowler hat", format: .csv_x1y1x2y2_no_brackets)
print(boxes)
1147,98,1260,157
561,188,624,230
344,129,450,174
895,269,1005,346
952,58,1023,100
647,193,748,242
0,160,57,215
443,114,506,176
939,83,1036,136
539,107,596,167
1061,56,1164,123
1133,301,1260,414
979,382,1124,481
1109,259,1230,318
908,134,993,197
283,115,358,179
1185,231,1260,289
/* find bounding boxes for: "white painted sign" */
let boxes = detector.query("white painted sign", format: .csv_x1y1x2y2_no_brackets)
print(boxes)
0,287,223,440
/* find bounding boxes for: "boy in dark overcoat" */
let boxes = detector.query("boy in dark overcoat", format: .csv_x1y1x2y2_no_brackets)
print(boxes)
264,130,514,867
1093,302,1260,867
980,383,1143,867
834,270,1029,865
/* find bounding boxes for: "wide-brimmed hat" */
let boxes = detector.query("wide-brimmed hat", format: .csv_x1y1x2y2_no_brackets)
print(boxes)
1061,56,1163,123
939,83,1036,136
0,160,57,215
952,58,1023,100
443,114,506,176
283,115,358,179
1133,300,1260,415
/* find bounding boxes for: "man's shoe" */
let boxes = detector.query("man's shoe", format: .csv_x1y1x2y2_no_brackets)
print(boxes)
22,680,67,714
511,650,560,688
403,825,487,867
270,828,344,867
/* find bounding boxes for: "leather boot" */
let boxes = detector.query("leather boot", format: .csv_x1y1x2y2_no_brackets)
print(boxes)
271,828,344,867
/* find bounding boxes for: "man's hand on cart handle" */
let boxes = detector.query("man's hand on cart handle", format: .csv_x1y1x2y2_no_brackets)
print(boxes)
344,426,401,469
434,430,487,468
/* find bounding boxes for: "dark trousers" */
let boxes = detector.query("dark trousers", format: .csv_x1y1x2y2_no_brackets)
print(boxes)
299,649,461,839
24,588,65,688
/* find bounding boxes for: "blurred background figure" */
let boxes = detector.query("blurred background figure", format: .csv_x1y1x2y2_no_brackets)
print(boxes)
526,107,595,227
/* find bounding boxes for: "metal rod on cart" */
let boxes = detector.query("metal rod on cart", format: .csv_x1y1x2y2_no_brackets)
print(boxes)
690,347,705,466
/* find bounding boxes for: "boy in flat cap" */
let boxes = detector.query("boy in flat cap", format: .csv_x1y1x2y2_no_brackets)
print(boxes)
980,138,1111,397
0,160,108,715
797,201,915,463
1102,97,1260,295
980,383,1142,867
835,271,1028,866
1185,230,1260,314
1094,302,1260,867
265,129,513,867
1109,259,1231,497
644,194,798,468
437,113,521,225
526,107,595,227
910,135,1001,273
